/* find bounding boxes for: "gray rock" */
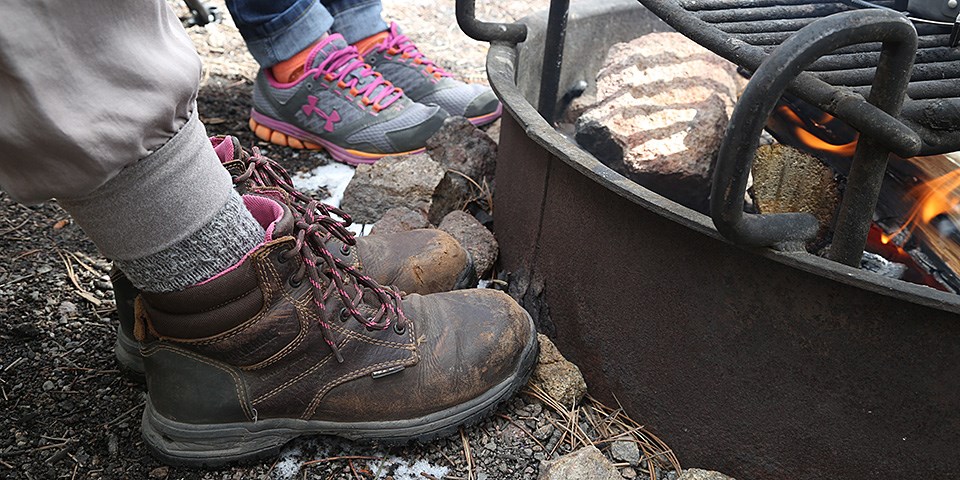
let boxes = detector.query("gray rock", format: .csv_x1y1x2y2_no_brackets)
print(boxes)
148,466,169,479
58,301,77,318
107,433,118,457
533,424,554,441
538,446,621,480
42,380,55,391
438,210,498,276
610,440,641,466
677,468,737,480
368,207,431,236
621,467,638,479
529,334,587,407
428,174,474,225
340,154,445,224
575,32,744,212
427,116,498,183
426,116,498,223
562,91,598,124
483,118,502,145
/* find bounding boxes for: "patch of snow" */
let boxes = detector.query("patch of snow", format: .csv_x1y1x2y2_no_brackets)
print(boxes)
477,279,492,289
368,456,450,480
292,162,356,207
271,444,304,480
273,441,449,480
345,222,373,237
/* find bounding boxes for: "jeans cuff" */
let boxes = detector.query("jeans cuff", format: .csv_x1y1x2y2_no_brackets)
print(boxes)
244,1,334,68
329,0,387,44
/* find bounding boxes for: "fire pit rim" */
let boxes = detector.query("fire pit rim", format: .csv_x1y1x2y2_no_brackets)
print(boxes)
485,10,960,314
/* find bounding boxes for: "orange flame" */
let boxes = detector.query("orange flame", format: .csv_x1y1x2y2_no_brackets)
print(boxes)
776,106,859,157
886,168,960,243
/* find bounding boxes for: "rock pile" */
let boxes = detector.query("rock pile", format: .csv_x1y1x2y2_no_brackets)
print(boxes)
341,117,497,225
341,116,501,277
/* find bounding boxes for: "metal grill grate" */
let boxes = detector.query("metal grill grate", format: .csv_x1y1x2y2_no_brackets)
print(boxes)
642,0,960,154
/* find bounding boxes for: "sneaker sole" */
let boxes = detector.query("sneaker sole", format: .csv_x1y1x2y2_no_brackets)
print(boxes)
140,310,539,468
249,110,424,166
467,103,503,127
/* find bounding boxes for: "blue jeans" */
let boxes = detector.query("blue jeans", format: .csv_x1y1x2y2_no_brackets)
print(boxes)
226,0,387,68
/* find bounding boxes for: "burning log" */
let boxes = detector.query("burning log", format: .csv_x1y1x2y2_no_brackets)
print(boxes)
751,144,841,249
766,97,960,292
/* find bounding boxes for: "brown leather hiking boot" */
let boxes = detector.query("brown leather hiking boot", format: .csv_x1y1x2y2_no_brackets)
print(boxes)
114,137,476,379
135,195,537,466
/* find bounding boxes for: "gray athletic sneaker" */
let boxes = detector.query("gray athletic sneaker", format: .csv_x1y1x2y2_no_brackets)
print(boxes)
249,34,448,165
357,23,502,126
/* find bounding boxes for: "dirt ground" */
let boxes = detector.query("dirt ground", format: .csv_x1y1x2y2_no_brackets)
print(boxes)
0,2,683,479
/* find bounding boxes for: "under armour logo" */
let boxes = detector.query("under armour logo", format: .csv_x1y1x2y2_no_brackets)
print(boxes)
301,95,341,132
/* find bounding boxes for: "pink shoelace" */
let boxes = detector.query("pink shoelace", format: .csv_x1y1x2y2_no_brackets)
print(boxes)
378,23,452,80
315,44,404,112
235,147,408,362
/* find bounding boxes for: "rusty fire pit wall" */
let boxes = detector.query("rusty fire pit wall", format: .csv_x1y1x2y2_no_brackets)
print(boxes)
490,2,960,479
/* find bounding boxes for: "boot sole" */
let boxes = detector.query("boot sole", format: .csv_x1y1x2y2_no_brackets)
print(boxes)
140,310,539,468
452,252,479,290
249,111,425,166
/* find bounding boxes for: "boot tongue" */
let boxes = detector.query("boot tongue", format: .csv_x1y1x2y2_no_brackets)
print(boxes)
210,135,241,163
306,34,351,71
242,195,294,241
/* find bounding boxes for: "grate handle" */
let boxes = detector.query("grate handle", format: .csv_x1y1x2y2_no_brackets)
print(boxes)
711,9,919,262
455,0,527,44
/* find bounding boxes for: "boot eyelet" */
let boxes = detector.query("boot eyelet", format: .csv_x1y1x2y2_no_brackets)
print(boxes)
340,244,351,255
339,308,350,322
393,324,406,335
288,276,303,288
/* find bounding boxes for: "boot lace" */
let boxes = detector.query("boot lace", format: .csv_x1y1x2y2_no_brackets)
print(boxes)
315,43,403,112
232,147,355,245
234,148,407,363
378,24,451,80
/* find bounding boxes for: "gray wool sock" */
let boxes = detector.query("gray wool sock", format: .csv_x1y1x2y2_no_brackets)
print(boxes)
114,191,264,292
57,110,266,294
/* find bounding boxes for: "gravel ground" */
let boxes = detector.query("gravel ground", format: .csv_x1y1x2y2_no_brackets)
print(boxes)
0,2,684,479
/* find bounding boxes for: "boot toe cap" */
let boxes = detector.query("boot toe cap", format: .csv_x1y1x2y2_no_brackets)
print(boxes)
357,229,472,294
